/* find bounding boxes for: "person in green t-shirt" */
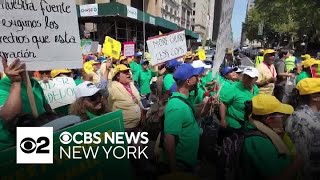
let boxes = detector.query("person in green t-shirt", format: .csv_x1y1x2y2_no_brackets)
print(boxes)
296,58,320,84
241,94,302,179
138,60,157,96
163,59,181,93
219,67,260,129
0,58,52,151
129,52,143,89
162,63,214,173
69,81,109,121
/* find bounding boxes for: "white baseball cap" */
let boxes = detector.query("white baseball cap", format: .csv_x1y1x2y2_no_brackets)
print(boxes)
243,67,259,78
235,67,244,73
192,60,211,69
75,81,101,99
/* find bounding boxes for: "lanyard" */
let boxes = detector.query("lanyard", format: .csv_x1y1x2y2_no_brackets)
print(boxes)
123,84,136,100
263,62,275,78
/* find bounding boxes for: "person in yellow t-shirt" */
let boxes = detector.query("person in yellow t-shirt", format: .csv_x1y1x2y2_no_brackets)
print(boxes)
256,49,277,95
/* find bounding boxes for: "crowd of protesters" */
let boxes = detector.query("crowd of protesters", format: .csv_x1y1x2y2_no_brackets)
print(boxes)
0,46,319,179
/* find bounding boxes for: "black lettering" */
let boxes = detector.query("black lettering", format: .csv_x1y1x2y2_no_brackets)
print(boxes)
40,0,71,16
45,16,59,29
55,32,76,44
0,0,37,11
32,35,50,49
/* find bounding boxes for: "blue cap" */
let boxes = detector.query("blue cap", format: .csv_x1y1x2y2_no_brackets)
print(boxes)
134,52,143,57
173,63,205,81
140,59,149,64
165,59,181,69
221,67,238,76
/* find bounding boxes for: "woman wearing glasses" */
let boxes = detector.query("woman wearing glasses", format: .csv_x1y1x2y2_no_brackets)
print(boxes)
70,81,109,121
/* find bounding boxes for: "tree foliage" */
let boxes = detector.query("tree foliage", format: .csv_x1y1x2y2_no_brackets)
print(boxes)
246,0,320,48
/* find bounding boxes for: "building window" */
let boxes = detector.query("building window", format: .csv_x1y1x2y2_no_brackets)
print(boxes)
174,10,177,15
192,26,195,31
170,8,173,13
165,5,168,10
193,3,196,8
87,0,95,3
192,11,195,15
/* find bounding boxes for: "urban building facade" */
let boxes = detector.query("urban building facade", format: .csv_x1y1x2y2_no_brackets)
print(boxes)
191,0,210,41
207,0,215,41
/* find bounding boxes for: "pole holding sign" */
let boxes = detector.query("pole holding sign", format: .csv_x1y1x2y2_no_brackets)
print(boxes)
0,0,82,71
147,31,187,65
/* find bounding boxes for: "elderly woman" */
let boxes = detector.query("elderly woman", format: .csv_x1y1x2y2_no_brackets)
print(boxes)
108,64,142,132
69,81,109,121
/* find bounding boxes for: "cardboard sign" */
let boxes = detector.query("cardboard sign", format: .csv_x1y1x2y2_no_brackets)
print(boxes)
80,4,98,17
147,31,187,65
0,110,132,179
81,39,93,54
0,0,82,71
123,42,135,57
212,0,235,76
39,77,76,109
90,41,100,53
102,36,121,59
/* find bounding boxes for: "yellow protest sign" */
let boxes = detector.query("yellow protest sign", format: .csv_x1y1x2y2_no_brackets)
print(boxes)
198,49,206,60
102,36,121,59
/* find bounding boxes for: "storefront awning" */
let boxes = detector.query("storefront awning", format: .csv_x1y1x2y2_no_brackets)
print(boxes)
76,2,199,39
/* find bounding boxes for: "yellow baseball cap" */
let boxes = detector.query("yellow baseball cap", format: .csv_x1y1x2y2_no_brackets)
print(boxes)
301,54,311,60
83,61,94,74
296,78,320,95
252,94,294,116
112,64,130,78
184,51,193,59
120,56,127,61
50,69,72,78
263,49,276,56
302,58,320,68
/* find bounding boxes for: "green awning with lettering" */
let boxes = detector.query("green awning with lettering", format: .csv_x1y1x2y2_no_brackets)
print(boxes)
76,2,199,39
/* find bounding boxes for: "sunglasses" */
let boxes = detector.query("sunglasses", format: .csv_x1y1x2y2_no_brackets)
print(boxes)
121,70,130,74
88,93,101,102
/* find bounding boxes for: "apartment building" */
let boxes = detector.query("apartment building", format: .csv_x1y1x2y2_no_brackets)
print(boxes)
191,0,210,40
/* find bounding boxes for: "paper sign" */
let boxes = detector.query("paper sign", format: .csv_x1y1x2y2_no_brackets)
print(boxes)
39,77,76,109
123,42,135,57
198,49,206,60
0,110,132,179
81,39,93,54
147,31,187,65
127,6,138,19
80,4,98,17
0,0,82,71
102,36,121,59
150,17,156,25
90,41,100,53
212,0,235,76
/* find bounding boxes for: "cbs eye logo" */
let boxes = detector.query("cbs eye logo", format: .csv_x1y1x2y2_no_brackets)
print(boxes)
59,132,72,144
16,127,53,164
20,137,50,154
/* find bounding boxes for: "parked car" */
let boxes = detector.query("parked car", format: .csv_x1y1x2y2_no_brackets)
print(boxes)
205,48,215,61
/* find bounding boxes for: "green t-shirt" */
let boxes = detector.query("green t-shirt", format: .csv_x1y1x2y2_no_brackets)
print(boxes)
241,123,292,179
129,61,142,82
163,92,200,166
163,73,175,92
296,71,311,84
189,83,206,105
201,71,213,87
139,69,156,95
0,77,48,150
220,81,260,129
54,79,83,116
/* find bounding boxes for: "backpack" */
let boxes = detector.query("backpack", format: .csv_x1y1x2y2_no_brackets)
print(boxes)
219,129,268,180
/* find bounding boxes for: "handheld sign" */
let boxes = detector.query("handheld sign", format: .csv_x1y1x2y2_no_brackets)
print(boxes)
123,42,135,57
81,39,93,54
0,110,132,179
0,0,82,71
147,31,187,65
102,36,121,59
212,0,235,76
39,77,77,109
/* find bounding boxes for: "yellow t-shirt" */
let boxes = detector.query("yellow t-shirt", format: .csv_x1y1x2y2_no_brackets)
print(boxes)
257,63,277,95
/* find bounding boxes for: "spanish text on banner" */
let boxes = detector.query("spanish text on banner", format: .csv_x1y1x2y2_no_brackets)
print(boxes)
0,0,82,71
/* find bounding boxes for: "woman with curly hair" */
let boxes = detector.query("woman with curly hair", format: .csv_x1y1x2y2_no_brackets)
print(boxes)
70,81,109,121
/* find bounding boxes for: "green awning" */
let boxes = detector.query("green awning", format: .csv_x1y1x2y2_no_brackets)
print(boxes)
77,2,198,39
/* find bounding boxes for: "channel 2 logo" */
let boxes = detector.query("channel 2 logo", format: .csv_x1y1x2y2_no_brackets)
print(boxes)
16,127,53,164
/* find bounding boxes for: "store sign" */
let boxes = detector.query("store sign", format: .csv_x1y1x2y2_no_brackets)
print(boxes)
150,17,156,25
80,4,98,17
127,6,138,19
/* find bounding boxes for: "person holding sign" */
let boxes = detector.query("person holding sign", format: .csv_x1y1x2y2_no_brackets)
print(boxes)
70,81,109,121
0,57,52,150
